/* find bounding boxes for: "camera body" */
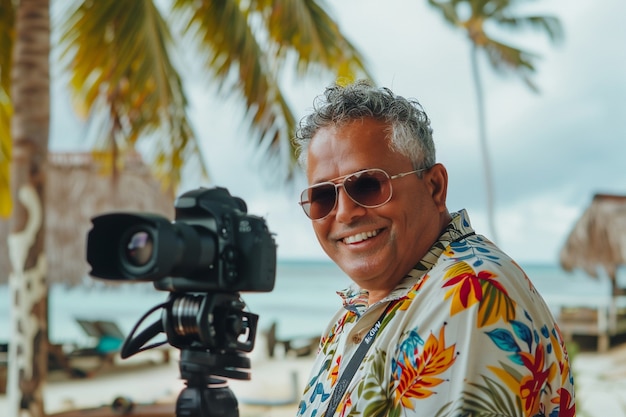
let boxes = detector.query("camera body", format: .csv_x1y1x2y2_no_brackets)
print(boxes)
86,186,276,293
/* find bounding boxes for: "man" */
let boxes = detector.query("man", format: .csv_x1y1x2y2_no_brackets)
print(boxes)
293,80,575,416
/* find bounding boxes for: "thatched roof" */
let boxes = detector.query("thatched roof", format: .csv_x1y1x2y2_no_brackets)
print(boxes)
560,193,626,281
0,152,175,286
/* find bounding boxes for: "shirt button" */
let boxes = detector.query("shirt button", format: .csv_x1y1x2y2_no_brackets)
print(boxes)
352,335,362,344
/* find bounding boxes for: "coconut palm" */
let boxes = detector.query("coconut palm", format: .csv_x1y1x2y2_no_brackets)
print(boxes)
427,0,562,243
57,0,372,188
3,1,51,417
0,88,10,217
0,0,13,218
0,0,372,415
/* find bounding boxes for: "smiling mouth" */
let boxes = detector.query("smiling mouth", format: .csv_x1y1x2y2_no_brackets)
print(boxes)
343,229,381,244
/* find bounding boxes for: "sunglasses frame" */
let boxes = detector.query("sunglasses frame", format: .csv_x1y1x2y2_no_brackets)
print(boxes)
299,167,428,220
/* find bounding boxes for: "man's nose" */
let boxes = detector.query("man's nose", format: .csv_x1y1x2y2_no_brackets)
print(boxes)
334,187,366,223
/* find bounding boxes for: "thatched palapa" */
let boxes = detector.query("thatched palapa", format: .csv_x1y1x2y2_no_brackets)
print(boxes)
0,152,175,287
560,193,626,288
558,193,626,351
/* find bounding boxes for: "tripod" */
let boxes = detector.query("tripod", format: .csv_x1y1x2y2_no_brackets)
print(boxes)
176,349,252,417
121,292,259,417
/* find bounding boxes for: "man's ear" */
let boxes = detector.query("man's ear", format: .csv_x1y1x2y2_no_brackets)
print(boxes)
426,163,448,211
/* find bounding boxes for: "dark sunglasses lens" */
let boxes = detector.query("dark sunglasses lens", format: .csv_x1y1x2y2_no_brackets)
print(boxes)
345,171,390,206
304,184,337,219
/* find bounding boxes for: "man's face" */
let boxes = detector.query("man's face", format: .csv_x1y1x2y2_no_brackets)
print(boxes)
305,118,448,298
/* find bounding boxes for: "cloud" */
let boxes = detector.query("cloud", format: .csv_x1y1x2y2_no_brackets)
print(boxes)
49,0,626,265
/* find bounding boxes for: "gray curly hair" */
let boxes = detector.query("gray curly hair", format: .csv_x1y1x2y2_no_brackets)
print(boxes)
294,79,436,170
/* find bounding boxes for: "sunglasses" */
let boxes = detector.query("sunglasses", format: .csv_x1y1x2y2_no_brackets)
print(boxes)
299,167,427,220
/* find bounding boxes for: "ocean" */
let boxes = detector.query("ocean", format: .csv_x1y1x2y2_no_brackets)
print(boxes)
0,260,618,348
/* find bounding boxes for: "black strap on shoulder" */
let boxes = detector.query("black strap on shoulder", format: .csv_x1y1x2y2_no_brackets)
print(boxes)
324,301,393,416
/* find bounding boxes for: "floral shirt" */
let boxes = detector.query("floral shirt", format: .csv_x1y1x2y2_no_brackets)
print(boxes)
296,210,575,417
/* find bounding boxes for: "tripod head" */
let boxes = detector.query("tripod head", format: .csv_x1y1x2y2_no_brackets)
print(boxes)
121,292,259,417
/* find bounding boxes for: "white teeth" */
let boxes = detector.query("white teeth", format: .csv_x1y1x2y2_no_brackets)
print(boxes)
343,230,379,244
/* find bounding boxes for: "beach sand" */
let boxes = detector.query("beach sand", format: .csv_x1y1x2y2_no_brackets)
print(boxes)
1,338,626,416
0,342,314,417
572,340,626,416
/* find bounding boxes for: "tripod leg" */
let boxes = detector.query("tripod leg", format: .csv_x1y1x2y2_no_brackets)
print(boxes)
176,384,239,417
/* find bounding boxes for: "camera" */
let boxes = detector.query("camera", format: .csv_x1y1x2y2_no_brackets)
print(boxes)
86,186,277,416
86,186,276,293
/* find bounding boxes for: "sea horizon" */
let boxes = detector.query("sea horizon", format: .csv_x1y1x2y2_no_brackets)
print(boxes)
1,260,621,346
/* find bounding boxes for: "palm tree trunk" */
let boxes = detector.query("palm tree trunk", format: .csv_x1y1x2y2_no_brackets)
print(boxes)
470,44,498,244
7,1,51,416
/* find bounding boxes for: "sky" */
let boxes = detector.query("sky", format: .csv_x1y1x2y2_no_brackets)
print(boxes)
50,0,626,265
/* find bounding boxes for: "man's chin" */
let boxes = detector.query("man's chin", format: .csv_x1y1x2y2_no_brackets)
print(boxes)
336,257,384,284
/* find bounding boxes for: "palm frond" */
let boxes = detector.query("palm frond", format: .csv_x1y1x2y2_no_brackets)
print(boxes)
56,0,373,187
429,0,562,91
428,0,462,26
262,0,372,79
481,37,540,92
495,15,564,43
173,0,297,174
0,0,13,218
0,86,11,218
0,0,14,91
173,0,372,180
58,0,206,190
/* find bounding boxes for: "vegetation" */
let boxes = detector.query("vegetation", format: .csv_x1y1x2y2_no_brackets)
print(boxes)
0,1,371,415
427,0,563,243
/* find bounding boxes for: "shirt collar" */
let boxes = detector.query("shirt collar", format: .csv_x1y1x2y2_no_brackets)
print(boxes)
337,209,475,316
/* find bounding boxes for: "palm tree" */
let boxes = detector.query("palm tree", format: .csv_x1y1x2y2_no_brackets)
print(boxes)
3,1,51,417
0,0,13,219
0,0,372,415
427,0,562,243
56,0,372,188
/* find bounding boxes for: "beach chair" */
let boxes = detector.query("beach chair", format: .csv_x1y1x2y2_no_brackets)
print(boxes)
62,319,127,375
74,319,126,354
72,319,171,367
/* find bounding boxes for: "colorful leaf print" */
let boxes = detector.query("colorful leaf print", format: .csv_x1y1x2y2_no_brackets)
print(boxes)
462,375,524,416
519,342,556,415
444,237,501,265
309,382,331,404
321,312,357,354
477,280,517,327
392,325,457,409
348,349,390,417
556,387,576,417
329,355,341,386
486,328,521,353
486,317,565,416
549,327,572,387
443,261,516,326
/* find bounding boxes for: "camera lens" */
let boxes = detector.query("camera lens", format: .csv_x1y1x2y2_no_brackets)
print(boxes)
124,230,154,266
